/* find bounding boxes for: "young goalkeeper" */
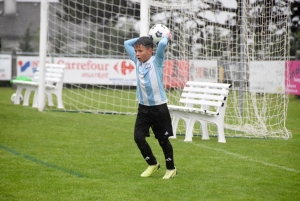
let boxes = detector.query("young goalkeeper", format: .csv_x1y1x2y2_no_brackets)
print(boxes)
124,33,177,179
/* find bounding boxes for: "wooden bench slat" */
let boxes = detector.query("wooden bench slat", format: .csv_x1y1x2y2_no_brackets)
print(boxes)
45,78,61,83
12,80,38,86
183,87,229,95
181,93,226,101
186,81,232,89
168,105,206,113
45,73,63,78
205,110,219,116
46,68,65,72
179,98,224,107
45,63,66,68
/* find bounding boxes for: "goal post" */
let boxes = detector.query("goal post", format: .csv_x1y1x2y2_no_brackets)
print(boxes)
37,0,48,111
45,0,291,139
140,0,149,36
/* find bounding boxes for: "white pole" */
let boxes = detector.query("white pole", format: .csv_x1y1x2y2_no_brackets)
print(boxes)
38,0,48,111
140,0,149,36
238,0,246,117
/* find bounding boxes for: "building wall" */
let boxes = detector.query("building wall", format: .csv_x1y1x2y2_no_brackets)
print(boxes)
0,1,40,51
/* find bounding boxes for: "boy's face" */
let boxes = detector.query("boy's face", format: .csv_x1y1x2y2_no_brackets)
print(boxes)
134,45,153,63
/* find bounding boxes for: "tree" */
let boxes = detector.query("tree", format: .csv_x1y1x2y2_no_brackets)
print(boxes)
290,0,300,56
56,0,291,58
19,24,34,52
290,0,300,99
57,0,140,25
55,0,141,55
291,0,300,33
54,28,68,54
77,24,139,56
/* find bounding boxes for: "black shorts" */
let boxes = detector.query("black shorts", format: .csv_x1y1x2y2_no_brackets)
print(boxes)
134,103,174,139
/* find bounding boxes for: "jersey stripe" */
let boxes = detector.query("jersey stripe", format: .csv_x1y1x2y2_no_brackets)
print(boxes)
124,37,169,106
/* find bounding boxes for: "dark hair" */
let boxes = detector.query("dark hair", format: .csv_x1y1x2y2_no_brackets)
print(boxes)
134,36,153,49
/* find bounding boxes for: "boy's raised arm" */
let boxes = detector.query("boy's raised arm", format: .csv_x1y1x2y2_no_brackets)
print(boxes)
155,33,171,62
124,38,139,62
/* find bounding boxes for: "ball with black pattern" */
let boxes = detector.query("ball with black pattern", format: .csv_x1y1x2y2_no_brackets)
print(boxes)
149,24,170,45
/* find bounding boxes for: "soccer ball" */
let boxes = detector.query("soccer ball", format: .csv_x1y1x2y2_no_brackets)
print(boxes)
149,24,170,45
11,93,23,103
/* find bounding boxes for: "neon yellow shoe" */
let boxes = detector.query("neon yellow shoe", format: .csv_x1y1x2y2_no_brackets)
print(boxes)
140,162,160,177
162,168,177,179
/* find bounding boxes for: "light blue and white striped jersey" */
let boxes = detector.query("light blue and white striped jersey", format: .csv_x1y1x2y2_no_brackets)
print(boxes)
124,37,168,106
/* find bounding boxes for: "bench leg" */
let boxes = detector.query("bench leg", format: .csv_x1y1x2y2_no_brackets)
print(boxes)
56,92,64,109
216,123,226,143
23,89,33,106
32,91,38,108
184,118,195,142
200,120,210,140
169,115,181,139
32,91,55,108
14,86,24,105
46,92,54,107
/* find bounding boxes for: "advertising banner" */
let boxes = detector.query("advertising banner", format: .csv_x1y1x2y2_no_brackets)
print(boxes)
16,56,136,85
54,58,136,85
0,54,12,80
15,57,221,88
16,56,52,78
163,60,189,89
285,61,300,95
189,60,218,82
249,61,285,93
218,60,240,85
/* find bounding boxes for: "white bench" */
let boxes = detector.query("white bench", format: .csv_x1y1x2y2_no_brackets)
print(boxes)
168,81,232,143
12,63,66,109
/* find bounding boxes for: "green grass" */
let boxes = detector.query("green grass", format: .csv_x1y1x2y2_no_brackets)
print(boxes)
0,86,300,201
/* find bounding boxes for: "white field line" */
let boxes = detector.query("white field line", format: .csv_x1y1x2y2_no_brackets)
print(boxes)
191,142,300,174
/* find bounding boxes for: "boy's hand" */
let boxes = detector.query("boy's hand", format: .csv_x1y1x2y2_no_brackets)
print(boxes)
167,32,172,41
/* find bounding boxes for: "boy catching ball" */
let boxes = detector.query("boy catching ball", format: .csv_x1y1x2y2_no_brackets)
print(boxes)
124,33,177,179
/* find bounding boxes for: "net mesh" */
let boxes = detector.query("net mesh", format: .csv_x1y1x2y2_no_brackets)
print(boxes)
47,0,291,139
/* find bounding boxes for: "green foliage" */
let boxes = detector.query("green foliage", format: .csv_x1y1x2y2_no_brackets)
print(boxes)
76,25,139,56
0,87,300,200
0,35,7,52
58,0,140,24
54,0,141,55
54,0,293,59
18,24,34,52
291,1,300,33
54,28,68,54
290,31,300,57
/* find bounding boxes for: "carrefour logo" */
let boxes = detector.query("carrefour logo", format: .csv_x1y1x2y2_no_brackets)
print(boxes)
113,61,135,75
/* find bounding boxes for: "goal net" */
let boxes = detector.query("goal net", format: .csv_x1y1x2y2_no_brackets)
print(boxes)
47,0,291,139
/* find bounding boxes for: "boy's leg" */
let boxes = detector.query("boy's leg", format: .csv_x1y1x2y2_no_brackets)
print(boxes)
150,103,175,169
135,135,160,177
150,103,177,179
134,104,160,177
158,138,175,170
159,138,177,179
134,134,157,166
